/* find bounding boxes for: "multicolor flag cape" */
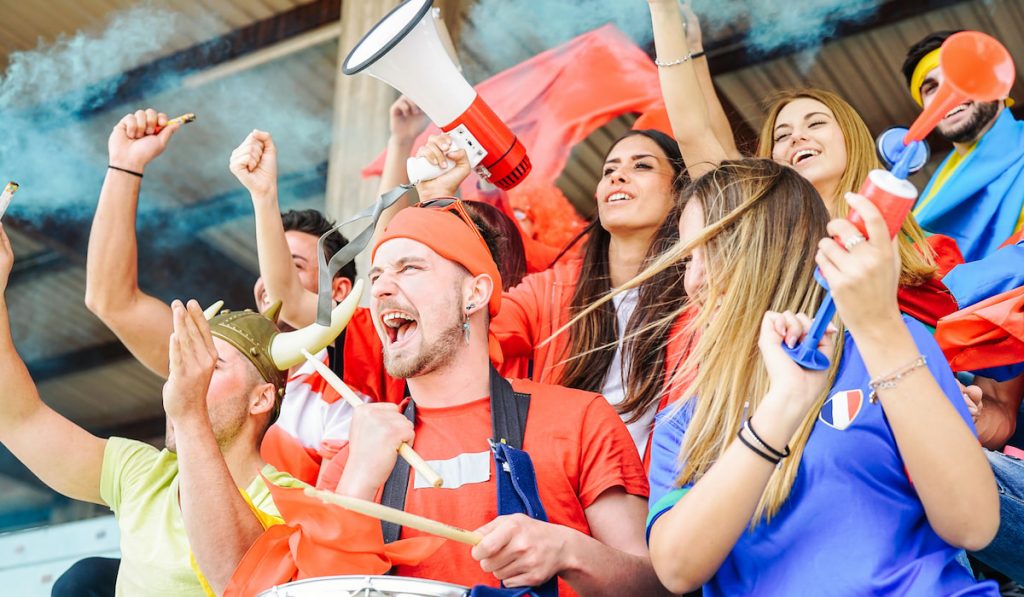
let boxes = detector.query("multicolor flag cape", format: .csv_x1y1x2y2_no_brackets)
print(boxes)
914,109,1024,262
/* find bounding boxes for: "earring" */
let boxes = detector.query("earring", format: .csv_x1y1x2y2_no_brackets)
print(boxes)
462,314,471,344
466,303,475,311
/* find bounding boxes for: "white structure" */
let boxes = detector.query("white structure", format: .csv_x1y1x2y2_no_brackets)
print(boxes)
0,516,120,596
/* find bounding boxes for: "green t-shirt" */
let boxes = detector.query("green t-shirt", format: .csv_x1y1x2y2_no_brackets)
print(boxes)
100,437,301,596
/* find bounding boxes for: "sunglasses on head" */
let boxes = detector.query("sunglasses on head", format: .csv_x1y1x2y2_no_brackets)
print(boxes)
416,198,487,247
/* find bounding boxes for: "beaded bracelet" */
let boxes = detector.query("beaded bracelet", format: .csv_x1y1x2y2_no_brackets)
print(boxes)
868,355,928,404
654,50,706,67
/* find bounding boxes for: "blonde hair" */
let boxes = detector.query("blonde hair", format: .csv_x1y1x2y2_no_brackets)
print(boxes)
559,159,842,520
757,88,937,287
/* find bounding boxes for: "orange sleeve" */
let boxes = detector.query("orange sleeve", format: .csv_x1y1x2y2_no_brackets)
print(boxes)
575,395,650,508
492,271,547,360
315,442,351,491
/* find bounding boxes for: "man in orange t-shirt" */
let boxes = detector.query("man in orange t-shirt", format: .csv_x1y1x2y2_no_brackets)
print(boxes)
335,202,665,595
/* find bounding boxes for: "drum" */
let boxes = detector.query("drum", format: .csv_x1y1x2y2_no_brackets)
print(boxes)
257,575,470,596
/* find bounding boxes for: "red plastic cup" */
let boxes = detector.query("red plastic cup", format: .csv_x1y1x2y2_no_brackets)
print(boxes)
847,169,919,240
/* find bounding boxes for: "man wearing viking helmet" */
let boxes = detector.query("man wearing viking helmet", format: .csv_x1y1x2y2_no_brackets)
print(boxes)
0,219,361,595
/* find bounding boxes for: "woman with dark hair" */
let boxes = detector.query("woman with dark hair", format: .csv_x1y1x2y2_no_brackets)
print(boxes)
414,128,688,459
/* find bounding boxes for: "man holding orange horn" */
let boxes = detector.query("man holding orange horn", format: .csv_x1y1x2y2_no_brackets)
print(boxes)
902,30,1023,262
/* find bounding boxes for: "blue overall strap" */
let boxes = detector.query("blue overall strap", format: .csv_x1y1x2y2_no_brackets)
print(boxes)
380,367,523,544
485,370,559,597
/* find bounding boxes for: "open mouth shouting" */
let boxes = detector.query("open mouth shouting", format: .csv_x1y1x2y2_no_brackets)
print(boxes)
380,309,419,350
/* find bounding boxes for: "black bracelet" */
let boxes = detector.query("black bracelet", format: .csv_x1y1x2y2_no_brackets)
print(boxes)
744,417,790,459
691,49,706,60
108,165,143,178
737,428,780,465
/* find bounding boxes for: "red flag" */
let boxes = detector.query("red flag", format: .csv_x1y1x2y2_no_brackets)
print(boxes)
935,285,1024,371
224,481,444,596
361,25,664,262
896,234,963,327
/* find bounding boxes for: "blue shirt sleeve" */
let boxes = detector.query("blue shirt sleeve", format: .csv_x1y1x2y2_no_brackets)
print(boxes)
905,316,977,434
646,403,694,542
943,242,1024,309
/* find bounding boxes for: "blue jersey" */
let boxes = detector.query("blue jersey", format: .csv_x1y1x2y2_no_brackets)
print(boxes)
647,316,998,597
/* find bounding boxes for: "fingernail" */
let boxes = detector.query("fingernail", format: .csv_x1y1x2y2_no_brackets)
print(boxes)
441,160,448,168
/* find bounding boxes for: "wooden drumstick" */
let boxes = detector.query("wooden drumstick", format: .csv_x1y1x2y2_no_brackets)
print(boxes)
304,487,483,545
301,349,443,488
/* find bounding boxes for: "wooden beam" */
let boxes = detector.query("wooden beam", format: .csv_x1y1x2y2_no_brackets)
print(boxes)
25,341,132,384
7,250,70,287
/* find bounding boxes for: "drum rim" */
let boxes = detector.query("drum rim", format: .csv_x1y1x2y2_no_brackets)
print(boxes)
259,574,470,595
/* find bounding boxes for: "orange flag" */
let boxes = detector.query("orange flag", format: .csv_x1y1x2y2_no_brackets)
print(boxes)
224,480,444,596
935,285,1024,371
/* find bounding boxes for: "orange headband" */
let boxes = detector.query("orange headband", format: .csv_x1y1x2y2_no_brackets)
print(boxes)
372,204,504,363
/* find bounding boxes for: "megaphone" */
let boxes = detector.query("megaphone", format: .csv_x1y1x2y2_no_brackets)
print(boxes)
905,31,1015,143
343,0,531,190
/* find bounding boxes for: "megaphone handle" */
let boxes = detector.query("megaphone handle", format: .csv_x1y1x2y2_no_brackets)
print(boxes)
407,155,455,186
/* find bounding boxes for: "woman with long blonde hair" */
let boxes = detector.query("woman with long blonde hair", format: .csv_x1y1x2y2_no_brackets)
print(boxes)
647,0,961,328
622,159,997,594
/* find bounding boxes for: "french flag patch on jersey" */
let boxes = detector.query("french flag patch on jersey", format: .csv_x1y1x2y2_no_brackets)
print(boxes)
819,389,864,430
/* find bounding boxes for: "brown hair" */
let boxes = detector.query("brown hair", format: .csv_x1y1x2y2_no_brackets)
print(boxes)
559,130,687,422
757,88,936,287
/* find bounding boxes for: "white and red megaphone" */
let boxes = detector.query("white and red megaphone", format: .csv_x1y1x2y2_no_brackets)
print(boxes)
342,0,531,190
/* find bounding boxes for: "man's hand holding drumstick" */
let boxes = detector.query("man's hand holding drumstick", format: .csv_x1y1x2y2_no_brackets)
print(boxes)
302,350,442,489
304,349,443,494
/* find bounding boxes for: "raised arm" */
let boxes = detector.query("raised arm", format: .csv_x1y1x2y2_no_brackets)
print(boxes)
230,130,318,328
85,109,182,377
647,0,738,179
373,96,429,238
819,193,999,550
165,300,269,594
0,224,107,504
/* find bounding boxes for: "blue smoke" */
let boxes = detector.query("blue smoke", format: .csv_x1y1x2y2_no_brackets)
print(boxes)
690,0,881,55
464,0,882,80
0,7,335,246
